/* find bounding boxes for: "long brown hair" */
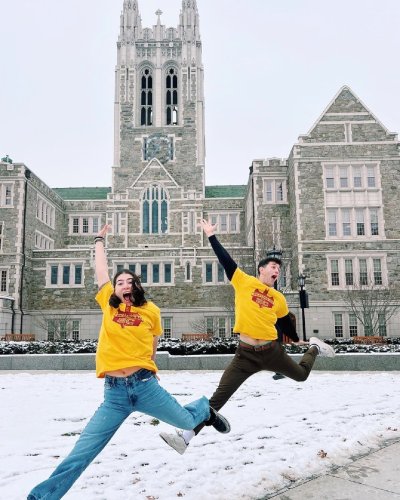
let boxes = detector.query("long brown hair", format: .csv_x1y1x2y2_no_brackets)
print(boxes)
109,269,147,307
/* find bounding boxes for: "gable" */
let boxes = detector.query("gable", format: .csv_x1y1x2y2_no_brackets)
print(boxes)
299,86,397,144
130,158,180,190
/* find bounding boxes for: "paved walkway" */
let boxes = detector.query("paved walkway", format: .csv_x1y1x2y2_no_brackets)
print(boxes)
262,438,400,499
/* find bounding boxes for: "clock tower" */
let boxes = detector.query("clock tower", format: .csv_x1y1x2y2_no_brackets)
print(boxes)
112,0,205,197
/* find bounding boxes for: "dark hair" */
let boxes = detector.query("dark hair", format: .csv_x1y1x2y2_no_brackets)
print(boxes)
109,269,147,307
257,257,282,275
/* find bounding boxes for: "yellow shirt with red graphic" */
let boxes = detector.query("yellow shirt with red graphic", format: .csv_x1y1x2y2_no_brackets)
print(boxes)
95,282,162,378
231,268,289,340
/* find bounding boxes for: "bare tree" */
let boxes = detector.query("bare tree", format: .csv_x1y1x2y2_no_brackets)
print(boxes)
343,278,400,336
34,314,76,341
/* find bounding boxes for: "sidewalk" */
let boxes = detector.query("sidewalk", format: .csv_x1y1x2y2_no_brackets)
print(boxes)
263,438,400,499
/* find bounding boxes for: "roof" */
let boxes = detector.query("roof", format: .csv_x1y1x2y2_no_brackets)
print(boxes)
53,187,112,200
53,185,247,200
205,185,247,198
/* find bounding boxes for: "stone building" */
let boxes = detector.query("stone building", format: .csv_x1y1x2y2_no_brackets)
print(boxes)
1,0,399,341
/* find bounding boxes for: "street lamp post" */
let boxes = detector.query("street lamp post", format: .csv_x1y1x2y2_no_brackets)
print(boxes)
298,274,308,341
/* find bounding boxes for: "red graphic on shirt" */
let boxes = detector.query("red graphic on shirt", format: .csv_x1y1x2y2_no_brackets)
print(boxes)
113,306,143,328
251,289,274,309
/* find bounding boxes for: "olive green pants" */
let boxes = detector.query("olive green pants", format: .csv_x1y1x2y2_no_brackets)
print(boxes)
195,341,317,435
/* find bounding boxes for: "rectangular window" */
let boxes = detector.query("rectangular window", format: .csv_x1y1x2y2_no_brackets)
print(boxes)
265,180,273,202
82,218,89,233
356,209,365,235
72,320,80,341
128,264,136,273
339,166,349,188
342,209,351,236
275,181,284,201
220,215,228,232
47,320,55,341
116,264,124,273
60,320,67,340
74,265,82,285
51,266,58,285
328,210,337,236
349,313,358,337
140,264,148,283
353,166,362,188
63,266,70,285
264,179,286,203
72,218,79,233
373,259,382,285
0,270,7,292
92,217,99,233
205,263,213,283
345,259,353,286
370,208,379,236
331,260,339,286
162,317,172,339
325,167,335,188
164,263,172,283
153,264,160,283
364,313,373,336
359,259,368,285
334,313,343,337
206,317,214,335
229,214,237,232
367,166,376,187
217,263,225,283
218,317,226,338
378,313,387,337
0,222,3,252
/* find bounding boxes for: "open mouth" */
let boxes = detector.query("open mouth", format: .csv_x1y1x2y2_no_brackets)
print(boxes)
122,292,132,304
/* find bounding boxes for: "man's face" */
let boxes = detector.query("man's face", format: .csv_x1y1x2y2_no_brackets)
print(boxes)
259,261,280,287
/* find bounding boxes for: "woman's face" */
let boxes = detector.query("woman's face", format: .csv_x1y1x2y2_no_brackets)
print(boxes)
114,273,134,306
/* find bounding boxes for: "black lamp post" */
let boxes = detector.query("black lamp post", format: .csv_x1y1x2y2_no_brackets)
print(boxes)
298,274,308,341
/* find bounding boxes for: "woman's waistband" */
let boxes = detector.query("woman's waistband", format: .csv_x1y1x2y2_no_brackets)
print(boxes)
105,368,154,384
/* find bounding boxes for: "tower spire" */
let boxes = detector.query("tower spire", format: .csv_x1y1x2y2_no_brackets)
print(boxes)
119,0,142,42
179,0,200,42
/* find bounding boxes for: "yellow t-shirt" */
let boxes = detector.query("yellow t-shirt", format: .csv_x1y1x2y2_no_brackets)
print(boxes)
95,282,163,378
231,268,289,340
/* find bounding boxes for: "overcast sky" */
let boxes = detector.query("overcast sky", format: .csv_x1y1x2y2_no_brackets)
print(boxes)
1,0,400,188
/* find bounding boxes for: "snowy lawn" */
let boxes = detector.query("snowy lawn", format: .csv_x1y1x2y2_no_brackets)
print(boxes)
1,370,399,500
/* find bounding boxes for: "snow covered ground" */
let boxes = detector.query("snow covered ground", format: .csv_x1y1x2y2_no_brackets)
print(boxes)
1,370,399,500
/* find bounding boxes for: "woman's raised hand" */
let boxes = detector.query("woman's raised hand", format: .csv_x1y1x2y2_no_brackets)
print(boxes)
97,224,111,238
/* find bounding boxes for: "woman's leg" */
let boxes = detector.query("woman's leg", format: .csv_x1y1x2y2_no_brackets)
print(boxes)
28,380,130,500
131,374,210,430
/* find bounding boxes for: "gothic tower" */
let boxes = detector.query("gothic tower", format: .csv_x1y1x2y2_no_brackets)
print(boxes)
112,0,205,198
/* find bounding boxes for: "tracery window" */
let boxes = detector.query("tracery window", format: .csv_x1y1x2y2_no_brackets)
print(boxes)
142,185,168,234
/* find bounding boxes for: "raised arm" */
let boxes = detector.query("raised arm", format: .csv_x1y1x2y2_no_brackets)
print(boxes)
200,219,237,281
94,224,111,289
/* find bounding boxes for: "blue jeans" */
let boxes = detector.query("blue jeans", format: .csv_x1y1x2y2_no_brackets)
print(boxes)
28,369,210,499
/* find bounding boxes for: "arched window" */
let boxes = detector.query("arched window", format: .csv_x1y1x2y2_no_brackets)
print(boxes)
166,68,178,125
142,185,168,234
141,68,153,126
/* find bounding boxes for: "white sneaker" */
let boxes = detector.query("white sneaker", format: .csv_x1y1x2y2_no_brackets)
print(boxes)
309,337,336,358
160,429,188,455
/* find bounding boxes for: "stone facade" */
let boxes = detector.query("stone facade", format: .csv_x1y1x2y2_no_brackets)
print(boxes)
0,1,399,341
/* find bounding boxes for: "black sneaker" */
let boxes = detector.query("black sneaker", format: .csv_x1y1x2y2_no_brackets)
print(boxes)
272,373,286,380
205,407,231,434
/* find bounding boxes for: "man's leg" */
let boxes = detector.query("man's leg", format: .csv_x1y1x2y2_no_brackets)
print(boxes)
194,348,259,435
263,342,318,382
